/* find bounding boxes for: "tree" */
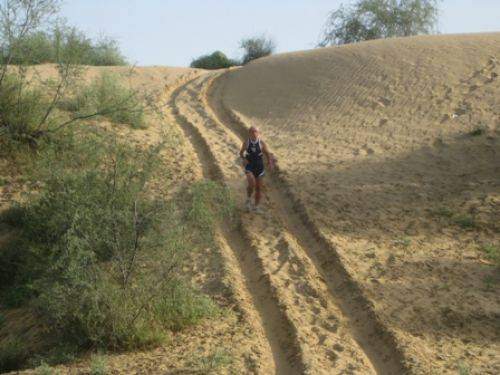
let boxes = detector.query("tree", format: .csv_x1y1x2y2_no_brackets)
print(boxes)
318,0,440,46
190,50,238,70
240,35,276,64
0,0,132,145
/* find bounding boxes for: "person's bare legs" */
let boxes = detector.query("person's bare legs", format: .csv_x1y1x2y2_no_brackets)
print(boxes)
245,172,255,210
255,176,263,207
246,172,255,198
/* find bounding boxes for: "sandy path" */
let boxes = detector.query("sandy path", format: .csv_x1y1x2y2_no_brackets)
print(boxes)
170,76,295,375
170,71,411,374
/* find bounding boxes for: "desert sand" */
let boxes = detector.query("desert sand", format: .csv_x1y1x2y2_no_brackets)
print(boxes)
3,33,499,374
213,33,500,374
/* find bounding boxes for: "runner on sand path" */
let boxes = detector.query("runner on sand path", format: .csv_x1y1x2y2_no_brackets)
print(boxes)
239,126,275,213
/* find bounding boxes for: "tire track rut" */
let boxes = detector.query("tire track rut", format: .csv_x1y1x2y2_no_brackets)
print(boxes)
176,73,376,373
172,69,410,374
204,71,410,375
170,75,304,375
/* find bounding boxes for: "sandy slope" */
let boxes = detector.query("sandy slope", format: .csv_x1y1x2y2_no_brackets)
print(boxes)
4,33,499,374
213,33,500,373
1,66,267,374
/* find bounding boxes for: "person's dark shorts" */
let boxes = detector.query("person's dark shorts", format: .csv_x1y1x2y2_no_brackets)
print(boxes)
245,162,265,178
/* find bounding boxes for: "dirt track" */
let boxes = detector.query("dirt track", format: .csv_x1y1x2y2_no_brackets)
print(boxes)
169,71,411,374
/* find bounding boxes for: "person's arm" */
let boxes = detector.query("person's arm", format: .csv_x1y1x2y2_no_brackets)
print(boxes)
240,140,248,165
261,140,276,170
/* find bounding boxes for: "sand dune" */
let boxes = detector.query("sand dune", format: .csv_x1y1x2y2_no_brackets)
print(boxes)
213,33,500,373
4,34,499,374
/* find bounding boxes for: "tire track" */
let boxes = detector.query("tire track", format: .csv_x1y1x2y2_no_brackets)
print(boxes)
205,71,411,375
169,75,304,375
174,73,379,373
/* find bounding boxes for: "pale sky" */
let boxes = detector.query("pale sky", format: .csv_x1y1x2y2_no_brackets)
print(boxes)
59,0,500,67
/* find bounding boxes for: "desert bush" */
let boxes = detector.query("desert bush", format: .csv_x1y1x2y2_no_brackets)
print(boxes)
0,336,28,372
190,51,239,70
0,73,52,143
59,72,145,128
481,244,500,268
89,353,107,375
318,0,440,46
154,280,219,332
454,215,476,229
0,1,133,147
0,129,231,370
240,36,275,64
35,361,57,375
2,25,127,66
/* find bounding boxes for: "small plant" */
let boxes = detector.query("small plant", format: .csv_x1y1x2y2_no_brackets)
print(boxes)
457,361,470,375
433,207,454,218
440,283,450,292
483,275,495,291
454,215,476,229
480,244,500,267
468,127,485,137
393,237,411,247
191,349,232,373
154,281,219,332
386,254,396,264
90,353,108,375
35,361,55,375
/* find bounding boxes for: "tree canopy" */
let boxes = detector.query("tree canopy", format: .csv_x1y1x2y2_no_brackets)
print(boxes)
319,0,440,46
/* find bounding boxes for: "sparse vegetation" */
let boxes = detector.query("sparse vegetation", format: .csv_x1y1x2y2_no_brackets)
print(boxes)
393,237,411,247
190,51,239,70
468,127,485,137
59,71,146,128
319,0,441,46
480,243,500,267
189,349,232,373
457,361,470,375
35,362,56,375
89,353,108,375
1,22,127,66
240,35,276,64
0,0,136,148
189,34,276,68
454,215,476,229
433,206,454,218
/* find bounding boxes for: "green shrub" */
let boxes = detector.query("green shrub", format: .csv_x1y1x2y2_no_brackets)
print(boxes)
0,129,232,369
89,353,107,375
481,244,500,268
59,72,145,128
190,51,239,70
154,281,219,332
0,336,29,372
2,26,127,66
185,180,234,243
240,36,275,65
189,349,232,373
35,361,56,375
454,215,476,229
0,74,51,142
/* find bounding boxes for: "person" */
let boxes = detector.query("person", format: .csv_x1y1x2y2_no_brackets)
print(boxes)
239,126,275,212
